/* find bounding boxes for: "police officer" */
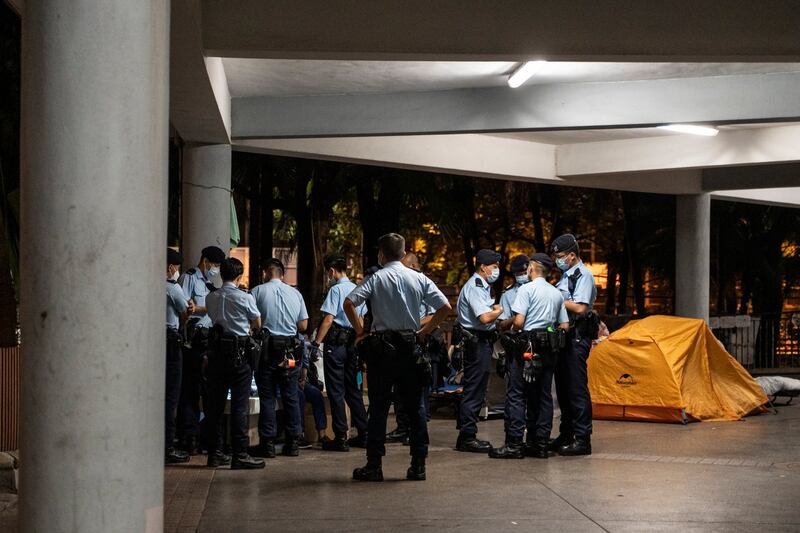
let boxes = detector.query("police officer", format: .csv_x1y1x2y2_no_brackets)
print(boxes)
489,253,569,459
550,234,598,456
166,249,191,464
455,249,504,453
498,254,533,331
344,233,451,482
251,258,309,458
176,245,226,454
312,254,369,452
204,258,265,469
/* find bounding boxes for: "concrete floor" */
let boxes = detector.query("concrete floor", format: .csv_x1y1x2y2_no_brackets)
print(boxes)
183,403,800,533
3,403,800,532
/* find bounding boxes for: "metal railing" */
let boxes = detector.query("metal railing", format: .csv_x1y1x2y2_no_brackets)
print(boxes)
710,313,800,370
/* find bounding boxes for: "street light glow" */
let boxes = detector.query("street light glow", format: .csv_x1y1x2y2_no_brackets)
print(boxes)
657,124,719,136
507,61,547,88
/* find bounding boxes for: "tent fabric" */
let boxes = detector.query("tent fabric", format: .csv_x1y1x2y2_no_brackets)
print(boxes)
588,315,768,423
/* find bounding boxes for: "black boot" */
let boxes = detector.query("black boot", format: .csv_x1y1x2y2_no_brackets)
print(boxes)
386,427,409,443
250,440,276,458
281,436,300,457
455,434,492,453
165,447,190,464
546,434,573,452
488,437,525,459
321,434,350,452
559,436,591,456
524,438,550,459
347,432,368,448
179,435,199,455
231,452,265,470
206,450,232,468
406,456,426,481
353,460,384,482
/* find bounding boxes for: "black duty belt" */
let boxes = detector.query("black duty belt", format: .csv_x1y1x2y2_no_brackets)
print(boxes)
463,327,497,342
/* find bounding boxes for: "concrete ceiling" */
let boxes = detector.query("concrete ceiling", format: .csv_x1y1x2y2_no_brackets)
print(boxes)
221,59,800,98
488,122,800,145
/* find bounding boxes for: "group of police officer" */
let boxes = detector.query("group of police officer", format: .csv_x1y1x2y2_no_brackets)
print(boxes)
164,231,597,479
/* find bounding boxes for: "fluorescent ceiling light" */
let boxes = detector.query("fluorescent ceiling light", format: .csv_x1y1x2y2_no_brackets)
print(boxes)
507,61,547,88
657,124,719,136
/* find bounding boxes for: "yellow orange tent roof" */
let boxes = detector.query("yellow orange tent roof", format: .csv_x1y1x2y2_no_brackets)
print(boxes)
589,315,768,423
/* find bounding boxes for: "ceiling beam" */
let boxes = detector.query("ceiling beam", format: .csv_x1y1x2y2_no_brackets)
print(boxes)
556,124,800,177
231,73,800,139
712,188,800,208
169,0,230,144
202,0,800,61
702,163,800,191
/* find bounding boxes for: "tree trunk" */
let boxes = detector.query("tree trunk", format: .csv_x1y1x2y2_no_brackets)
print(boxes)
355,174,380,269
617,247,629,314
622,192,646,315
605,265,617,315
529,185,546,253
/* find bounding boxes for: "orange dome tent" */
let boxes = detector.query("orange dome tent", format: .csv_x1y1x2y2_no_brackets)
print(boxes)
588,316,768,423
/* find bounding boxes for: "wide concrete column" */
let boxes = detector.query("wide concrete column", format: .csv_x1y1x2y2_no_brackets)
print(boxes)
181,144,232,266
675,193,711,321
20,1,169,532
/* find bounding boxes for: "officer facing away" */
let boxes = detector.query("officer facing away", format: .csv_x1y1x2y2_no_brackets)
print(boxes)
176,245,225,454
498,254,533,331
204,258,265,469
344,233,452,482
166,248,192,464
251,258,309,458
312,254,369,452
550,234,598,456
454,249,504,453
489,253,569,460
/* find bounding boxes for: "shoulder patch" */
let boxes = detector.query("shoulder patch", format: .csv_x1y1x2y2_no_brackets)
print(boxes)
167,279,177,284
474,277,483,287
206,282,217,292
186,268,196,275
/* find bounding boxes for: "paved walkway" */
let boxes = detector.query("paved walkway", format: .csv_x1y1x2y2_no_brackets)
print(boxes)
171,403,800,533
3,403,799,532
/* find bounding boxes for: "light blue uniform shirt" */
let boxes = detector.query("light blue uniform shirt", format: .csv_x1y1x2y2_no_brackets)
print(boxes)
511,277,569,331
320,277,365,328
555,260,597,310
205,282,260,337
498,282,527,320
179,268,212,328
251,279,309,337
346,261,447,332
166,281,189,330
457,273,496,331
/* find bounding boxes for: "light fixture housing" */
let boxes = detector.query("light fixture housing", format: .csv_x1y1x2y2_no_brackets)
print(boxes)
657,124,719,136
507,61,547,88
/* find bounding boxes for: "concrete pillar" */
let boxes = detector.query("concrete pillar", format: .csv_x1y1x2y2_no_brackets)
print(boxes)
181,144,232,267
19,1,169,532
675,193,711,321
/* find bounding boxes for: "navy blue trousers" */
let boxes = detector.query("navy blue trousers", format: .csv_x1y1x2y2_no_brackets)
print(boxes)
165,334,183,448
457,338,492,437
503,357,554,440
554,336,593,438
297,383,327,432
256,346,302,440
365,339,428,460
323,343,368,436
204,353,252,454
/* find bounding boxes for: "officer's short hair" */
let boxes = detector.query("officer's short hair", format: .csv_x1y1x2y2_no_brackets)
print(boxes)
201,246,226,264
378,233,405,261
263,257,285,276
323,254,347,273
531,262,548,276
220,258,244,282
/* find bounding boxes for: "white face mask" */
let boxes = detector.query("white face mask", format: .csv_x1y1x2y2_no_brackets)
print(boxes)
486,267,500,284
169,269,180,282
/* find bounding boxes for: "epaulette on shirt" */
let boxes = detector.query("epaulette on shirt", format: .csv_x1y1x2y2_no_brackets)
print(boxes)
475,277,484,287
167,279,177,284
186,268,197,275
206,283,217,292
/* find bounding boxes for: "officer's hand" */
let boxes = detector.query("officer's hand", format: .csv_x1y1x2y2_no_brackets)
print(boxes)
355,331,367,345
187,299,196,313
492,304,503,312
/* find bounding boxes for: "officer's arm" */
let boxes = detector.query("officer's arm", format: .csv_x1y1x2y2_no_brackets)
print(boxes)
418,302,452,337
314,314,335,345
564,301,588,315
512,313,525,331
499,316,515,331
343,299,364,337
250,317,261,333
420,314,433,327
559,322,570,330
297,319,308,334
477,307,503,324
